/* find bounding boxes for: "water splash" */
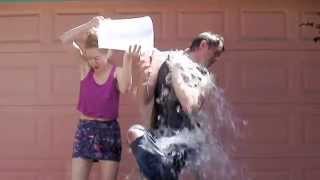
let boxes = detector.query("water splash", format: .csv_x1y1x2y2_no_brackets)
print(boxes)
162,50,246,180
128,50,247,180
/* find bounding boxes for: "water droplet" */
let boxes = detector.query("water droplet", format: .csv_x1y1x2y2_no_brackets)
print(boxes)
176,105,181,113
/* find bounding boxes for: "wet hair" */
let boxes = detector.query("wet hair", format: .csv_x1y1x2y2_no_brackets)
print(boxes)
84,29,98,49
189,32,225,53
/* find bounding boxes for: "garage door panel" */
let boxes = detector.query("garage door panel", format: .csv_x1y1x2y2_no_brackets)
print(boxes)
53,11,102,43
0,109,40,158
46,53,79,105
304,168,320,180
0,159,64,170
230,9,292,50
0,106,78,160
50,109,78,158
119,100,141,123
225,51,297,103
0,159,75,180
297,105,320,145
115,9,167,41
248,170,291,180
0,172,37,180
0,12,40,43
0,1,318,180
302,114,320,144
234,104,294,155
0,66,38,96
39,172,68,180
0,52,42,105
177,10,225,40
36,113,54,159
228,9,320,50
241,114,290,145
243,158,320,180
0,10,47,53
0,160,78,180
0,52,79,105
234,104,320,157
225,51,320,103
39,171,97,180
0,107,77,158
237,62,289,96
49,64,79,98
37,165,99,180
299,11,320,42
299,55,320,102
239,10,288,41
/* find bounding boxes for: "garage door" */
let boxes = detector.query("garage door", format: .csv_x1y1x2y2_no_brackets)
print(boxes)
0,1,319,180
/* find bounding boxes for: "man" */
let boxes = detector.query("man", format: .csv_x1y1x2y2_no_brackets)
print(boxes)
128,32,225,180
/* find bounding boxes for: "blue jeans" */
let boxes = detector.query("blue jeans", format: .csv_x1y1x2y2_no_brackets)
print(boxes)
130,130,192,180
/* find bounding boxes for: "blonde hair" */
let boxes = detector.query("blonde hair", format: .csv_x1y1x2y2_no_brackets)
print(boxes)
85,29,98,49
83,29,113,59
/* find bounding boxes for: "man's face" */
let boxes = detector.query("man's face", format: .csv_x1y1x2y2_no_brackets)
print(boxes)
203,46,222,68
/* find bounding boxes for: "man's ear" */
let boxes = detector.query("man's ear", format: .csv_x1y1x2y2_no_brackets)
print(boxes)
199,40,208,49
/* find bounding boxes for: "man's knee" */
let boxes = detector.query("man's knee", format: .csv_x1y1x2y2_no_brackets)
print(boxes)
127,124,146,144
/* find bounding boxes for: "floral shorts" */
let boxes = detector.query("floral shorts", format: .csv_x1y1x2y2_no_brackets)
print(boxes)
72,119,122,162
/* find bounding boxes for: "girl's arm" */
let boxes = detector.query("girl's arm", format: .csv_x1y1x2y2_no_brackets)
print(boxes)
131,50,163,125
132,50,164,105
59,16,102,45
60,23,90,79
59,16,104,80
59,16,104,55
116,45,141,94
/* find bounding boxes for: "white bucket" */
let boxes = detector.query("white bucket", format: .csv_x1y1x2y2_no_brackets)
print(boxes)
97,16,154,53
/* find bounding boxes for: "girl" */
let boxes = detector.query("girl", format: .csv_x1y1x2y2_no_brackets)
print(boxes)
60,16,140,180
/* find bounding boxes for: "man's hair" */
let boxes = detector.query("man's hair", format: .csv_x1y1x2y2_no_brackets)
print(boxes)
84,29,98,49
189,32,225,52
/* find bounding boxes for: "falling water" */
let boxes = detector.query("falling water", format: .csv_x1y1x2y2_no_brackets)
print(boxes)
127,50,247,180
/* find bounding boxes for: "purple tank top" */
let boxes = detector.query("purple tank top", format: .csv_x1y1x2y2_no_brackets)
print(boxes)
77,66,119,119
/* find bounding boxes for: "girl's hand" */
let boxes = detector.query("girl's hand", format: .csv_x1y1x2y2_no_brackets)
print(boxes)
88,16,105,30
130,47,153,88
124,44,141,64
128,44,141,59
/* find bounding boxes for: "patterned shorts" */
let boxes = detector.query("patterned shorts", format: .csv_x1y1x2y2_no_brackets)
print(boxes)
72,119,122,162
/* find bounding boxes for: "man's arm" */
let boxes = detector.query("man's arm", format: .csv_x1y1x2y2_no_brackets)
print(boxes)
170,63,210,114
171,71,204,113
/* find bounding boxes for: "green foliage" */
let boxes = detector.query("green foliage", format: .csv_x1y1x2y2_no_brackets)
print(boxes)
299,12,320,43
